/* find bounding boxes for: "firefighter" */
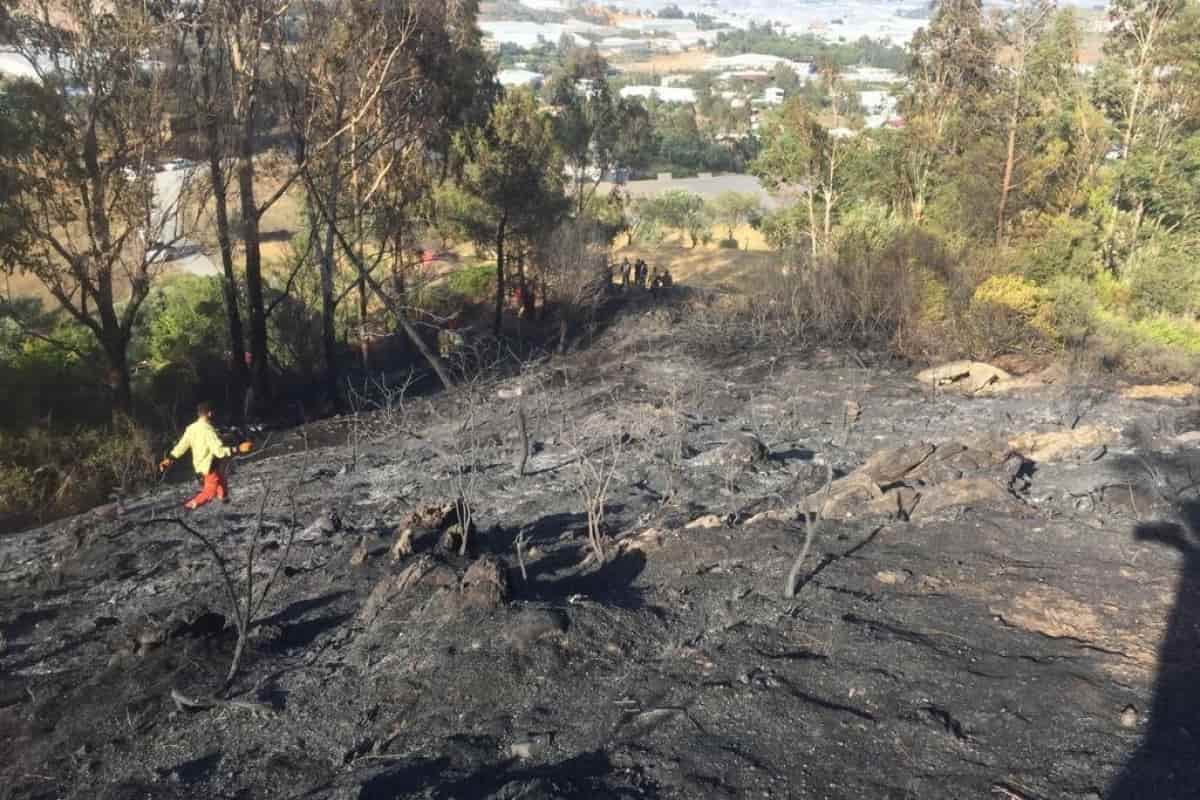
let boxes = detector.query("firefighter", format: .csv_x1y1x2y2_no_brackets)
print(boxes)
159,402,253,510
438,312,466,358
650,265,664,296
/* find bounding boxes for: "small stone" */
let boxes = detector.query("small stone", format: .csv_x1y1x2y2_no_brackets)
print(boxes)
855,443,936,484
1008,425,1119,464
875,570,909,585
685,514,725,530
916,361,1012,392
743,508,797,526
694,434,769,468
865,487,920,518
1120,705,1138,729
908,478,1009,520
298,509,341,542
460,556,509,611
390,528,415,561
509,733,552,760
350,537,370,567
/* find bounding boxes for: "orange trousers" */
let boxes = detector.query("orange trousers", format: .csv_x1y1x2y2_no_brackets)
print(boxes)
184,469,228,509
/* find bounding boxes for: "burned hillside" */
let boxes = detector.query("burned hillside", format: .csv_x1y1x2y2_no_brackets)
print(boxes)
3,309,1200,800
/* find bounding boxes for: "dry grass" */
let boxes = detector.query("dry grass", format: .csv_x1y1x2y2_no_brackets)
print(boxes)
8,164,309,305
184,165,307,269
614,223,778,292
4,272,54,303
612,49,714,75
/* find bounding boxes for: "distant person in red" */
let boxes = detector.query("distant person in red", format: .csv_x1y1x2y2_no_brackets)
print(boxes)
159,402,253,510
515,285,532,317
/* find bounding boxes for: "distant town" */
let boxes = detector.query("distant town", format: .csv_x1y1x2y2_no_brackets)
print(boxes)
481,0,1109,168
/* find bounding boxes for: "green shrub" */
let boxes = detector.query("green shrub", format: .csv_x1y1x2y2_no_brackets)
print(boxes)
267,290,323,377
1092,311,1200,380
718,237,739,249
0,464,37,518
758,205,807,252
967,274,1056,355
79,418,158,499
1126,243,1200,319
0,418,159,529
1019,214,1101,284
0,310,109,431
1092,271,1132,313
1048,276,1100,346
631,220,667,246
446,263,496,300
139,275,227,371
1123,316,1200,353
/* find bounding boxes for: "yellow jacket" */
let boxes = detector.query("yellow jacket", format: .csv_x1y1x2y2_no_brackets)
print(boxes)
170,418,234,475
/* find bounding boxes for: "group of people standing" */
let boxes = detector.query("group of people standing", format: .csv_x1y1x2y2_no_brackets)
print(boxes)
612,257,673,295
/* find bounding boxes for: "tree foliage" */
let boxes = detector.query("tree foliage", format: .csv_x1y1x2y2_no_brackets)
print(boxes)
454,90,568,332
746,0,1200,369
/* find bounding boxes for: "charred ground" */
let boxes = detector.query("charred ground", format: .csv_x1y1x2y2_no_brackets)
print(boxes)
3,305,1200,800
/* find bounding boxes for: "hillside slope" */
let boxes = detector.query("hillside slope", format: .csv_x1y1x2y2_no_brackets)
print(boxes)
3,308,1200,799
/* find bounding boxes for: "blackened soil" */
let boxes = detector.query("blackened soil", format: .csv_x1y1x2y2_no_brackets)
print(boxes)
3,311,1200,800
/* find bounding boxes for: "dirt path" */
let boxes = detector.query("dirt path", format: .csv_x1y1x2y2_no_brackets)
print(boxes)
2,309,1199,799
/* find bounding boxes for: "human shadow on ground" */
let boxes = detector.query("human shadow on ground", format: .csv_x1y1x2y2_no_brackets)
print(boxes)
1108,499,1200,799
356,749,657,800
259,590,350,627
157,750,223,785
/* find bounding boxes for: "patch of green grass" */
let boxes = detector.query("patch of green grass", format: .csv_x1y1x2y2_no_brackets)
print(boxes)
1099,311,1200,354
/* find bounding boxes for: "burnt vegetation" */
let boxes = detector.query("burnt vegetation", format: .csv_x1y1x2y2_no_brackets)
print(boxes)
1,0,1200,797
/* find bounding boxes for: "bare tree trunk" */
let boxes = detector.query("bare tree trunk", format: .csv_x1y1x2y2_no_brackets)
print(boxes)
494,213,507,336
822,160,834,251
316,194,339,410
996,27,1027,248
210,159,250,415
1122,58,1148,159
201,59,250,419
823,193,832,251
319,97,346,410
305,170,456,389
996,115,1018,246
104,335,134,415
391,228,407,300
238,121,270,415
806,191,817,261
359,280,369,369
517,247,535,318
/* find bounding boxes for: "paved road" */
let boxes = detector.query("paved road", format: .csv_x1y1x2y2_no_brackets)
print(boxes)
3,51,218,278
152,165,218,277
0,50,41,80
601,172,785,209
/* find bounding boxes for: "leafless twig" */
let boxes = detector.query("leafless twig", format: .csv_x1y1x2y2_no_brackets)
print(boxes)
784,460,834,598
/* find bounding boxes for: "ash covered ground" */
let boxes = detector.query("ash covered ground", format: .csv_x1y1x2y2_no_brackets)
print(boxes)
3,305,1200,800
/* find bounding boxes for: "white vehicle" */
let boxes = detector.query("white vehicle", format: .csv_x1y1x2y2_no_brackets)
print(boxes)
157,158,194,172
